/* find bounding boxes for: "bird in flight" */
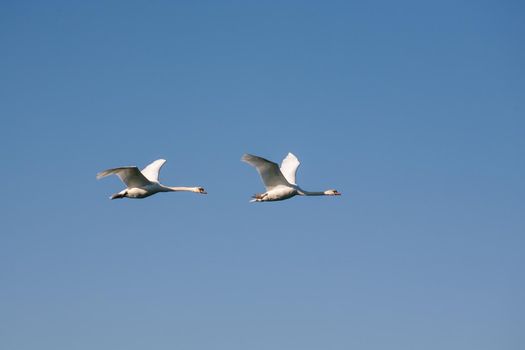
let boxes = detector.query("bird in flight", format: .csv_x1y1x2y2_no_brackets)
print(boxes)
242,152,341,202
97,159,207,199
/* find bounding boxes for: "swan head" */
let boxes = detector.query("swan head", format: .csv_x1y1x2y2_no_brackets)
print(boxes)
195,187,207,194
324,189,341,196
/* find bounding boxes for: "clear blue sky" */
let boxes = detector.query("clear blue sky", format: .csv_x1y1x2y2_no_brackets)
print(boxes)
1,1,524,349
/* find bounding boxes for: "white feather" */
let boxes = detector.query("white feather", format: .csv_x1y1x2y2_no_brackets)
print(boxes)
241,154,290,190
280,152,300,185
141,159,166,182
96,167,151,188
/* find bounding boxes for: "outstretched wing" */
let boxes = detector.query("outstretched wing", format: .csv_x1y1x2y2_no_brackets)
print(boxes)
280,152,300,185
141,159,166,182
242,153,290,190
96,166,151,188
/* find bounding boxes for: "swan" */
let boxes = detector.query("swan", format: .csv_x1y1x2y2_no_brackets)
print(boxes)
242,152,341,202
97,159,207,199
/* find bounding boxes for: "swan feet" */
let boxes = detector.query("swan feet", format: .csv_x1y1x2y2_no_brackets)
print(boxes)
110,192,126,200
251,193,267,202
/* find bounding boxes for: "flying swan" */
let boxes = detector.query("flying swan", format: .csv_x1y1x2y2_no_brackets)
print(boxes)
97,159,207,199
242,152,341,202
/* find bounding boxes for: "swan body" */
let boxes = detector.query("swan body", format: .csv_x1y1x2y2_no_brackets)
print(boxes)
242,152,341,202
97,159,207,199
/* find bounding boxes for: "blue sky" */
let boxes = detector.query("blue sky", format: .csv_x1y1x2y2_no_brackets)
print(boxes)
1,1,524,349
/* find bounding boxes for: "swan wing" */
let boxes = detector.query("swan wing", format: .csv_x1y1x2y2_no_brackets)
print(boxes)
280,152,300,185
141,159,166,182
242,153,290,190
96,166,151,187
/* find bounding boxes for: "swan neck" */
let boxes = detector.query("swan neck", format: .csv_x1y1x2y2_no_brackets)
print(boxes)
163,186,197,192
298,188,326,196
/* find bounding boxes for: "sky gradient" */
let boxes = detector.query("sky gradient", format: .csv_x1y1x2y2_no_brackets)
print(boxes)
1,1,524,349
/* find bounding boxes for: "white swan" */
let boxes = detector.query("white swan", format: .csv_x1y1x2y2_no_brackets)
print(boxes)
242,152,341,202
97,159,207,199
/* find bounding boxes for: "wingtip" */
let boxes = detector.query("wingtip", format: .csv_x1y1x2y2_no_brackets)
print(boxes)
96,170,110,180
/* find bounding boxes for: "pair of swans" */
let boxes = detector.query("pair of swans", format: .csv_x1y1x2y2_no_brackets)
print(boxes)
97,153,341,202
